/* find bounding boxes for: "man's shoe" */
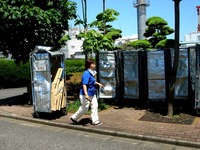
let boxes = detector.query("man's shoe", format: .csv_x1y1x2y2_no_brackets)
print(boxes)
70,117,78,124
92,122,102,126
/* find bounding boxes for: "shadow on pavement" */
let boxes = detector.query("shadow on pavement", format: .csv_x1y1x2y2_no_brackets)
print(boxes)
32,111,66,120
0,93,31,106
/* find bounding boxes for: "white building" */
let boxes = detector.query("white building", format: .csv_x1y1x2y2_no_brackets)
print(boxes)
185,32,200,42
61,28,84,59
115,34,138,46
61,28,139,58
181,32,200,47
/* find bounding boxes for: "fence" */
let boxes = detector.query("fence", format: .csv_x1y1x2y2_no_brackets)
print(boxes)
97,45,200,109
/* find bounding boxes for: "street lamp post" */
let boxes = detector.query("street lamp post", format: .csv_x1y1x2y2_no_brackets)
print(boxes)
103,0,105,12
81,0,87,30
168,0,181,117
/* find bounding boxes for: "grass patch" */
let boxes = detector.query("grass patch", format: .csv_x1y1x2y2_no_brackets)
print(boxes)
67,99,110,114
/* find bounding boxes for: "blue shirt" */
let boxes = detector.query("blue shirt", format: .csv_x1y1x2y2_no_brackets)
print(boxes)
80,70,96,96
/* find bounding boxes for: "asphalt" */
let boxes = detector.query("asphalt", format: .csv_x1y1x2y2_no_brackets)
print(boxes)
0,117,198,150
0,87,27,100
1,87,200,149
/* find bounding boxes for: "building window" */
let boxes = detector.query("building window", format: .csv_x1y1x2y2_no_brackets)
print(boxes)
71,46,75,49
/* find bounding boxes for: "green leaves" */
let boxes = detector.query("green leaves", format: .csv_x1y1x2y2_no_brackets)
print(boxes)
128,40,151,49
59,34,70,46
155,39,175,49
0,0,77,63
76,8,121,55
144,16,174,48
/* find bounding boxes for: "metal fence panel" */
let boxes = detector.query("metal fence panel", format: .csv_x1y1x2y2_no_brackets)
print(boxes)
123,51,139,99
195,44,200,109
98,52,117,98
189,47,196,92
171,49,189,99
147,50,166,99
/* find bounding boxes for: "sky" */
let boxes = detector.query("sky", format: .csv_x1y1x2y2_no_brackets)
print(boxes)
69,0,200,41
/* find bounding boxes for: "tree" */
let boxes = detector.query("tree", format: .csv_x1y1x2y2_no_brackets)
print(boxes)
76,9,122,55
128,40,151,49
155,39,175,49
144,16,174,48
0,0,76,63
168,0,181,117
77,30,114,55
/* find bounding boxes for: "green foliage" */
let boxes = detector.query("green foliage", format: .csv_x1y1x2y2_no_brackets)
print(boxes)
90,9,122,41
66,66,85,74
77,9,122,54
0,59,30,88
90,9,119,32
144,16,174,48
65,59,85,73
155,39,175,49
59,34,70,46
67,100,81,113
67,99,110,113
98,99,110,111
0,59,84,89
128,40,151,49
0,0,77,63
66,59,85,68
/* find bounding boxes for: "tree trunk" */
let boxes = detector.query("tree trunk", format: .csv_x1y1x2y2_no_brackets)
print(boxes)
168,0,181,117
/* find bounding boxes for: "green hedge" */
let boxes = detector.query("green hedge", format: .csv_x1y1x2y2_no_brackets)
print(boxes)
0,59,30,89
0,59,85,89
65,59,85,73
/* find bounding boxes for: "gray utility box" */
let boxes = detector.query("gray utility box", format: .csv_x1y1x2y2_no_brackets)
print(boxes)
30,46,67,117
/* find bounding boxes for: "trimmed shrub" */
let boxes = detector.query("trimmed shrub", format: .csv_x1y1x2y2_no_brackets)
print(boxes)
128,40,151,49
155,39,175,49
0,60,30,89
0,59,85,89
65,59,85,73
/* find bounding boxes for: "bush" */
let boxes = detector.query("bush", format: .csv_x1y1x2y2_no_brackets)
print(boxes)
0,60,30,89
0,59,85,89
128,40,151,49
155,39,175,49
67,73,82,98
65,59,85,73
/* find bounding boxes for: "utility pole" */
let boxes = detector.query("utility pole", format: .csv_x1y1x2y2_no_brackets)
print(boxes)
103,0,105,12
81,0,87,31
134,0,149,39
103,0,106,35
168,0,181,117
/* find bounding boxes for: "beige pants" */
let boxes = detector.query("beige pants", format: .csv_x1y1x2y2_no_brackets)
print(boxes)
71,95,100,124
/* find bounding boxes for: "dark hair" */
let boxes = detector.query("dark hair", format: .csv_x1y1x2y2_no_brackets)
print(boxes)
85,58,95,69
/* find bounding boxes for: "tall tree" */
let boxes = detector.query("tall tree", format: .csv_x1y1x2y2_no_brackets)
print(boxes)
0,0,76,63
90,9,121,38
168,0,181,117
76,9,122,55
144,16,174,48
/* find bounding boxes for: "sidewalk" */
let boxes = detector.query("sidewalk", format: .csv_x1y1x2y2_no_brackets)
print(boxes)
0,105,200,148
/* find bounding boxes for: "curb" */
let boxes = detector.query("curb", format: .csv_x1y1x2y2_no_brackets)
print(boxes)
0,112,200,148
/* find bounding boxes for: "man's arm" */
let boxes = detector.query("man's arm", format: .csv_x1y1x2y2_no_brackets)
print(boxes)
95,82,104,87
83,84,90,101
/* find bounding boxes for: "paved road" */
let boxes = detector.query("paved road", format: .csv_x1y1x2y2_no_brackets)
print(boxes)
0,117,198,150
0,87,27,100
